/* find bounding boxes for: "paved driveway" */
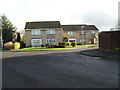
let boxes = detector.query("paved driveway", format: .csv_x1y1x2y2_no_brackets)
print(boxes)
2,47,119,88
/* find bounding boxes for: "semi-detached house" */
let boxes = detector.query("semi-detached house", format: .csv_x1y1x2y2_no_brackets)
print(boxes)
25,21,63,47
25,21,99,47
62,25,99,44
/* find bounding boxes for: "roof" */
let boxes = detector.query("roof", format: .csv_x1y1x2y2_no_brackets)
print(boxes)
25,21,61,29
88,25,99,30
62,25,99,31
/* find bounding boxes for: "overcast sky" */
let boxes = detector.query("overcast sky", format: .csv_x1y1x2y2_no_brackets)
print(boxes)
0,0,119,31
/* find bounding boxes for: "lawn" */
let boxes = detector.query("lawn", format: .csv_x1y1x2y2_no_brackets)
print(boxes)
18,47,73,51
76,44,97,47
18,44,97,51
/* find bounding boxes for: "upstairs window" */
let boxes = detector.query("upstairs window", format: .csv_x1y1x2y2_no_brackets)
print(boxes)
46,29,55,34
80,31,86,35
68,32,75,35
31,30,41,35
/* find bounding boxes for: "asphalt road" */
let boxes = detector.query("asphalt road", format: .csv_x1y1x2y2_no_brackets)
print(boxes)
2,47,119,88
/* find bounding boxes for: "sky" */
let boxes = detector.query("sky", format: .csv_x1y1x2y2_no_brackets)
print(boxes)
0,0,119,31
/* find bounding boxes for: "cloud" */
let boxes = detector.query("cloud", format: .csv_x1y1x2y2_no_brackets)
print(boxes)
0,0,119,31
82,10,118,31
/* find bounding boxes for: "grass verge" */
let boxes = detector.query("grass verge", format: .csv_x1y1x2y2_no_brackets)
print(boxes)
17,44,97,51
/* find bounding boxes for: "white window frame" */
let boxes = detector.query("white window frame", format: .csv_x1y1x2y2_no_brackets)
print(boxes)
31,30,41,35
31,39,42,46
46,39,56,43
46,29,55,34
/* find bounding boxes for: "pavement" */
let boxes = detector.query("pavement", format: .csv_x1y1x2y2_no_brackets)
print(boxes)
79,46,120,60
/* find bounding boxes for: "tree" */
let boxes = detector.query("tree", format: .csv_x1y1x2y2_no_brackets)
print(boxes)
62,37,68,42
16,33,21,42
0,14,16,43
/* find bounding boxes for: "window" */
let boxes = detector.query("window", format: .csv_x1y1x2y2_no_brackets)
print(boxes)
46,29,55,34
31,39,42,45
46,39,55,43
92,31,95,34
31,30,41,35
68,32,75,35
80,31,86,35
80,39,86,42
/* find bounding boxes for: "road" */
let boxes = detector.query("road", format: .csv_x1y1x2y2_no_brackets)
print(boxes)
2,47,119,88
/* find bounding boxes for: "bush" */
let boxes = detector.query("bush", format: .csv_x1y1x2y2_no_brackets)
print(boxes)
66,41,71,46
71,41,77,47
45,43,55,48
41,44,44,47
20,41,26,49
4,42,14,50
54,45,65,48
14,42,20,49
77,43,83,45
58,42,66,48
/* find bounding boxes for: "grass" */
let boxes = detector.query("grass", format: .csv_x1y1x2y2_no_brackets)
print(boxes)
18,47,73,51
17,44,97,51
76,44,97,47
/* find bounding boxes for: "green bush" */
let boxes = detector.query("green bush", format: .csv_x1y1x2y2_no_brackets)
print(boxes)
4,42,14,50
45,44,48,48
77,43,83,45
14,42,20,49
58,42,66,48
71,41,77,47
45,43,55,48
66,41,71,46
41,44,44,47
20,41,26,49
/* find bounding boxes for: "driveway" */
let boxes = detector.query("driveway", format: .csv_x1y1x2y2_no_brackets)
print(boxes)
2,47,119,88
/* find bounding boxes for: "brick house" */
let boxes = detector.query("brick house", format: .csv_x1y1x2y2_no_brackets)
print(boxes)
62,24,99,44
25,21,63,47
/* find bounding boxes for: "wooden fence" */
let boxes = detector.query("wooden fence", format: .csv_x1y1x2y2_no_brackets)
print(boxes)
99,31,120,51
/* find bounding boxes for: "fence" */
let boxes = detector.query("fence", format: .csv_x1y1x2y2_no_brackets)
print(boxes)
99,31,120,51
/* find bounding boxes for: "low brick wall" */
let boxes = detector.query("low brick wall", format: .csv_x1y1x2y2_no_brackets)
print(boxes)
99,31,120,51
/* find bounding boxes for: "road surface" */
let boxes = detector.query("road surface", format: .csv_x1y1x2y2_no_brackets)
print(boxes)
2,47,119,88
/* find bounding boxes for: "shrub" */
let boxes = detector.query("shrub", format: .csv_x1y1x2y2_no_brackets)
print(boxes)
14,42,20,49
77,43,83,45
62,37,68,42
20,41,26,49
45,43,55,48
66,41,71,46
41,44,44,47
58,42,66,48
71,41,77,47
54,45,64,48
4,42,14,50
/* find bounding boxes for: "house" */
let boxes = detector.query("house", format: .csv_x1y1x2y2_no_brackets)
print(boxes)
25,21,63,47
62,24,99,44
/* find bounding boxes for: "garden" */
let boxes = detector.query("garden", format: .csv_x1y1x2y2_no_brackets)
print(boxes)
3,41,97,51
